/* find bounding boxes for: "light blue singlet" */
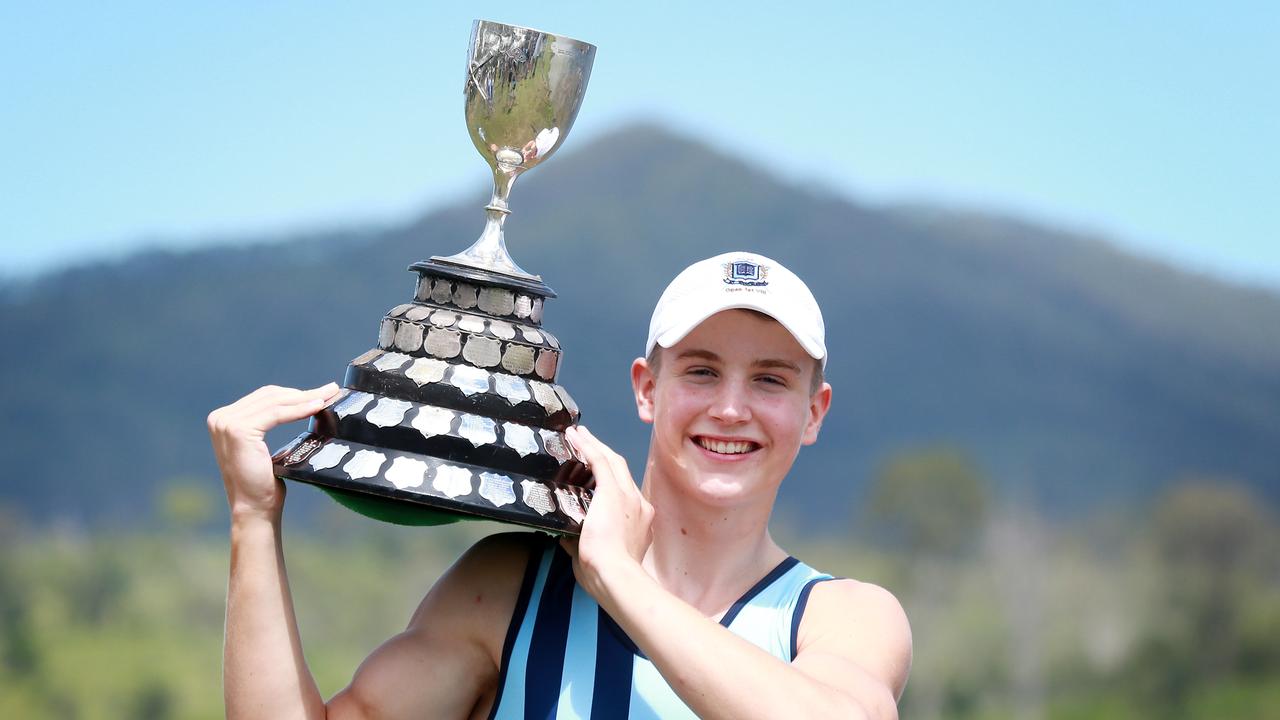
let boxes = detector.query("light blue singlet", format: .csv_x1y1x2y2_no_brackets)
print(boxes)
488,535,835,720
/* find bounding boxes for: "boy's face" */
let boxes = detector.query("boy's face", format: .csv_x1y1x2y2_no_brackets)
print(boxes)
631,309,832,506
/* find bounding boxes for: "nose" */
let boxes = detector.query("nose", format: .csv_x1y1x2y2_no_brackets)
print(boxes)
708,379,752,425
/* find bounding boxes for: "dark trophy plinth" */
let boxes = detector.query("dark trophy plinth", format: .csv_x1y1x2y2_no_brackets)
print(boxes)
270,21,596,534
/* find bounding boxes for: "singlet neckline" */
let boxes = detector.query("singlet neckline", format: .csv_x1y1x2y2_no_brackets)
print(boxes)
596,552,800,656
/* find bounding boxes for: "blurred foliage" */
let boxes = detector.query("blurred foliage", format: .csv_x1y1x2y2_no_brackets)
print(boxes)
0,463,1277,719
865,446,989,561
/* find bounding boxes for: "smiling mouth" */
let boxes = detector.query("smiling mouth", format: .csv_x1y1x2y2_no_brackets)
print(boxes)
693,436,761,455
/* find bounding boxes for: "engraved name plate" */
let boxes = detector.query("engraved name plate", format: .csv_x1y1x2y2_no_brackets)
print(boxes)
521,480,555,516
555,487,585,524
479,472,516,507
530,382,563,415
540,430,572,464
334,391,375,419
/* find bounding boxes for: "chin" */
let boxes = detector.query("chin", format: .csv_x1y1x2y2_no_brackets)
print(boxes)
685,475,760,507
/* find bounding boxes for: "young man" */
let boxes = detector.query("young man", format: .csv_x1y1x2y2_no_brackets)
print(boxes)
209,251,912,719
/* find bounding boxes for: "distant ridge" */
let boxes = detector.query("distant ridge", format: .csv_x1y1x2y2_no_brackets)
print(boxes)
3,122,1277,530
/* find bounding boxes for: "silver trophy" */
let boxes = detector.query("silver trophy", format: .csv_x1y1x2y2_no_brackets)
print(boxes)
271,21,596,533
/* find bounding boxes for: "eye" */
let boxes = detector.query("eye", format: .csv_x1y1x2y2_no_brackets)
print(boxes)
754,373,791,390
683,366,718,381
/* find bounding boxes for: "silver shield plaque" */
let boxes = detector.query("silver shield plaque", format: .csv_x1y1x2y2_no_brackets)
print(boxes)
540,430,572,464
367,398,412,428
502,422,539,457
430,310,459,328
405,357,449,386
463,336,502,368
500,345,536,376
529,382,563,415
343,449,386,480
458,413,498,447
411,406,455,438
385,456,428,490
479,472,517,507
309,442,351,471
448,364,491,396
489,319,516,340
334,391,375,419
373,352,412,372
433,465,473,499
520,480,555,516
494,373,532,405
425,328,463,358
458,314,487,335
554,487,585,524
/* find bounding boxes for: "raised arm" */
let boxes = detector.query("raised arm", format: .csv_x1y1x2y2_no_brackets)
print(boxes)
209,384,524,719
210,383,340,720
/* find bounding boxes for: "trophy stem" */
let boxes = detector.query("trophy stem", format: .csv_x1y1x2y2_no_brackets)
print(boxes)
433,169,540,281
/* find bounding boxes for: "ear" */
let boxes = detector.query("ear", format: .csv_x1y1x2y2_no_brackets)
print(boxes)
631,357,656,425
801,382,833,446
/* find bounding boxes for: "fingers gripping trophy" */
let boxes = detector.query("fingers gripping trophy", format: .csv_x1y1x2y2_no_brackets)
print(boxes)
271,21,597,534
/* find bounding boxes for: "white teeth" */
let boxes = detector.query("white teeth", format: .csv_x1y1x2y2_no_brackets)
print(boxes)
697,438,754,455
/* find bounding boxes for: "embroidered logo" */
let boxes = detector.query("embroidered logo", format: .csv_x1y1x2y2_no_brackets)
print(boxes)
722,260,769,287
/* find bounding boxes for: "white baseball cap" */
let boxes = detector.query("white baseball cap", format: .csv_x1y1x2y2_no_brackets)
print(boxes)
645,251,827,366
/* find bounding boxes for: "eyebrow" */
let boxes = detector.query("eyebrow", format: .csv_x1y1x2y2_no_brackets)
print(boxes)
674,349,802,374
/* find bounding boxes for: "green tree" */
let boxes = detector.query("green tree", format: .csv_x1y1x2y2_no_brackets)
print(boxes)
864,446,989,561
1128,480,1280,711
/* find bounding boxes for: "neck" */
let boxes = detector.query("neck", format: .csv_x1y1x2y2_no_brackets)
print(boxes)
637,459,788,617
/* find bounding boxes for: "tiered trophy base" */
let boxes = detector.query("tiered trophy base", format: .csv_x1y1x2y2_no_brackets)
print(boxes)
271,259,593,535
274,431,590,533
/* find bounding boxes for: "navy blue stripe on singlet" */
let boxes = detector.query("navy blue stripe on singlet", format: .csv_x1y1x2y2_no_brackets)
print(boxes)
590,607,636,719
596,555,802,661
719,556,799,628
524,546,575,719
485,539,544,720
790,576,836,661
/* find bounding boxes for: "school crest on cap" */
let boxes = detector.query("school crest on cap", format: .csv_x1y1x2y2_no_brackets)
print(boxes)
722,260,769,287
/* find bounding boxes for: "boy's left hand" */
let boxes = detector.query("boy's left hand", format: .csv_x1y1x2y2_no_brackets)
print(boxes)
559,425,654,597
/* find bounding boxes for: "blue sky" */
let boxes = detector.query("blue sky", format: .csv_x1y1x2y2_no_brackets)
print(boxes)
2,2,1277,288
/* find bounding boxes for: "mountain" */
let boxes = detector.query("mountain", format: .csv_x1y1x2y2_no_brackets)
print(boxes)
2,123,1277,530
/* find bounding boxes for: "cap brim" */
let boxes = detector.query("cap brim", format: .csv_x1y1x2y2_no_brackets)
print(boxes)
651,298,826,365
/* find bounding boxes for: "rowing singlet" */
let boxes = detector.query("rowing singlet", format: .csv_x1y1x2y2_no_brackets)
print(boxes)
487,536,835,720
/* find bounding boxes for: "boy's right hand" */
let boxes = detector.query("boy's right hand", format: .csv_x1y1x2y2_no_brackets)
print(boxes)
207,383,341,521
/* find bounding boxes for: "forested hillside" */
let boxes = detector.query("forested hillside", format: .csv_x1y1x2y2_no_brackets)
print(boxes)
2,124,1277,528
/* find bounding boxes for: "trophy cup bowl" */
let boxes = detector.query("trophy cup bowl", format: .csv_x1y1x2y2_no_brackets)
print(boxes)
270,21,597,534
437,20,596,281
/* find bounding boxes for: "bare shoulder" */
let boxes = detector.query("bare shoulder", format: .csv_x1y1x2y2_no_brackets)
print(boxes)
806,578,911,636
795,578,913,702
328,532,545,719
408,530,545,629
